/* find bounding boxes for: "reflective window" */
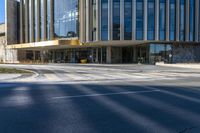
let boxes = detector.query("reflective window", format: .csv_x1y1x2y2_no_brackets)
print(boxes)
199,1,200,41
136,0,143,40
180,0,185,41
54,0,79,38
101,0,108,41
169,0,175,41
113,0,120,40
189,0,194,41
159,0,166,40
29,0,32,42
124,0,132,40
147,0,155,40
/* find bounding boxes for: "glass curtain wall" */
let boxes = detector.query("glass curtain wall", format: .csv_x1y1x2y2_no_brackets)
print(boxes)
147,0,155,40
136,0,143,40
101,0,108,41
124,0,132,40
113,0,120,40
189,0,194,41
54,0,79,38
169,0,175,41
159,0,166,40
180,0,185,41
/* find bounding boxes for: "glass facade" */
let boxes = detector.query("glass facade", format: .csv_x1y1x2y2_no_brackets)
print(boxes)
113,0,120,40
189,0,194,41
136,0,143,40
124,0,132,40
169,0,175,41
101,0,108,41
54,0,78,38
159,0,166,40
147,0,155,40
21,0,200,43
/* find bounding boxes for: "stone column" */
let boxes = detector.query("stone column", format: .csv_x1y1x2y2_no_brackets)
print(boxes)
30,0,34,42
185,0,190,41
20,0,24,43
155,0,159,41
96,0,100,41
166,0,170,41
43,0,47,41
80,0,86,43
143,0,147,41
106,46,112,64
25,0,29,43
36,0,40,42
176,0,180,41
108,0,112,41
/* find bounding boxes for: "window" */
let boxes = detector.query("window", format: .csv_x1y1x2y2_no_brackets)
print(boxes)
101,0,108,41
136,0,143,40
169,0,175,41
54,0,79,38
159,0,166,40
147,0,155,40
40,0,44,40
113,0,120,40
189,0,194,41
180,0,185,41
124,0,132,40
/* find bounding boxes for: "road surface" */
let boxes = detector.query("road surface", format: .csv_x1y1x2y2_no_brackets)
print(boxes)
0,64,200,133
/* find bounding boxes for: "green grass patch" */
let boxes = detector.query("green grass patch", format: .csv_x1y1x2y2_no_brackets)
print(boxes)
0,68,32,74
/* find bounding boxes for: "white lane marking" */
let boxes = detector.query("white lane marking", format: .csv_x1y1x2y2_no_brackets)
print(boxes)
52,89,160,100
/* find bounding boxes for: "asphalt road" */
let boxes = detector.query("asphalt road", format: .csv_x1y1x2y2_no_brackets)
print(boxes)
0,64,200,133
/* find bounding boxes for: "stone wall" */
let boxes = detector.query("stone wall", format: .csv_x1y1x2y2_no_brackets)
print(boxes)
172,44,200,63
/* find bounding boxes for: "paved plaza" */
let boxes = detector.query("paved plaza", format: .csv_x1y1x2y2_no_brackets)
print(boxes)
0,64,200,133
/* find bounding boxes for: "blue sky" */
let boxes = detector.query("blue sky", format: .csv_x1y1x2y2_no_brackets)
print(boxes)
0,0,5,23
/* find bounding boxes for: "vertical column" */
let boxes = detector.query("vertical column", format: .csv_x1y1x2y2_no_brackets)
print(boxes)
166,0,170,41
99,0,102,40
86,0,93,42
20,0,24,43
143,0,147,40
185,0,190,41
132,0,136,40
106,46,112,63
96,0,100,41
80,0,86,43
176,0,180,41
25,0,29,43
108,0,112,41
43,0,47,41
36,0,40,42
155,0,159,41
50,0,54,40
86,0,90,42
195,0,199,42
30,0,34,42
120,0,124,40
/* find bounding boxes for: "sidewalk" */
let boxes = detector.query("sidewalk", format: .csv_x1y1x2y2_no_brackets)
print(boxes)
156,62,200,69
